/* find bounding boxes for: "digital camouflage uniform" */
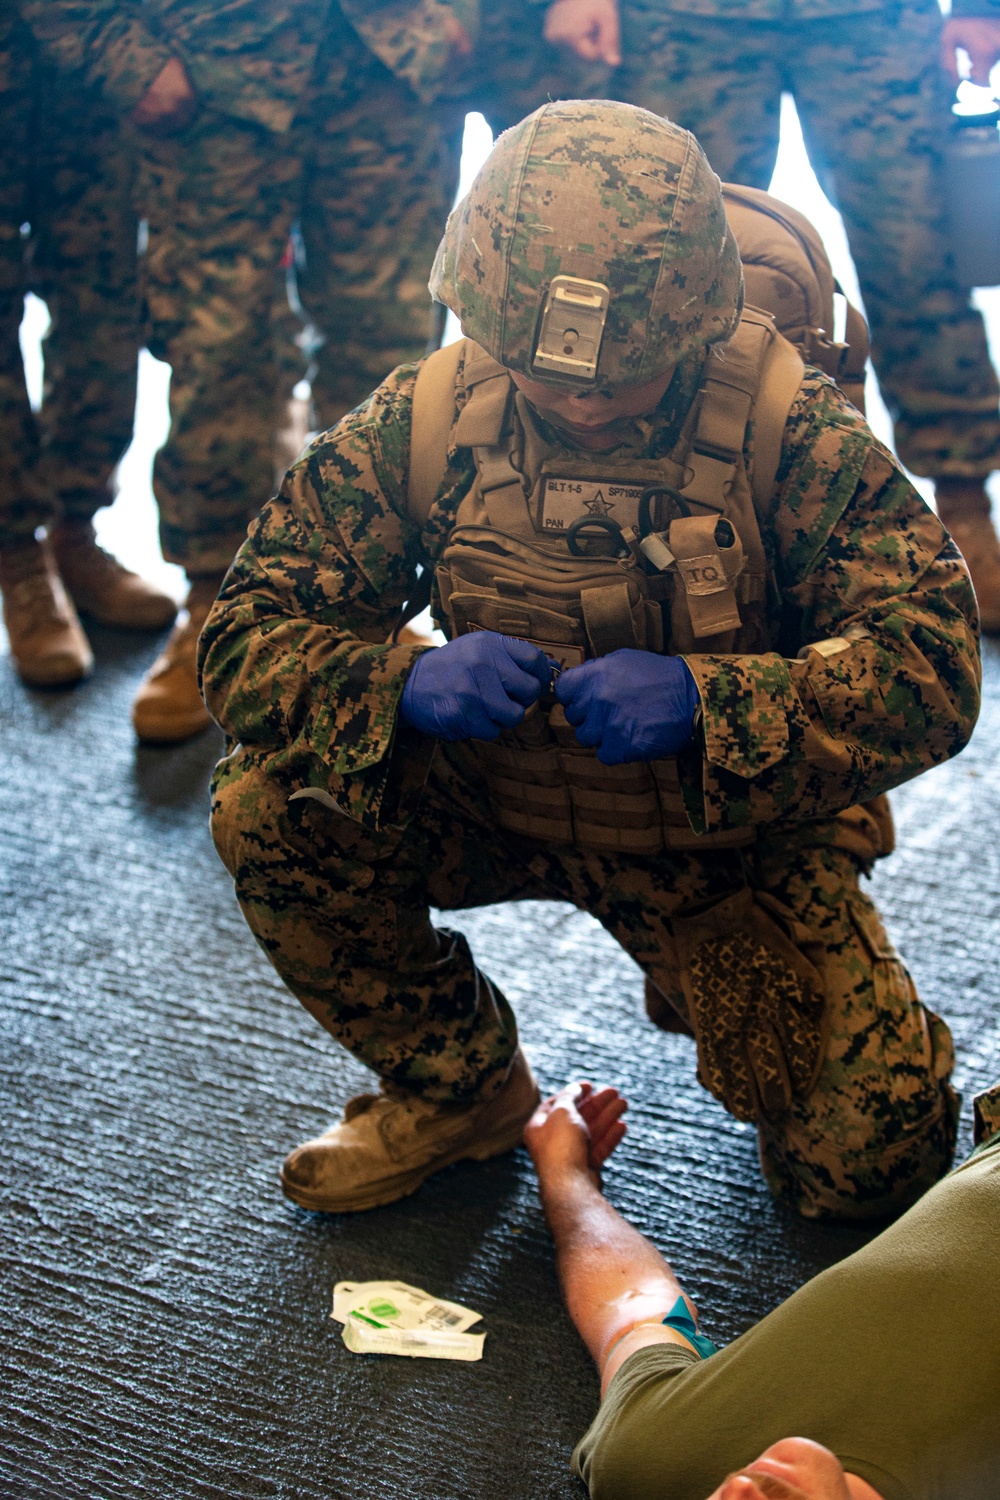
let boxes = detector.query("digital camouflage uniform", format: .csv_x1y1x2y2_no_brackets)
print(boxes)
0,6,139,546
610,0,1000,480
21,0,481,574
301,0,603,430
294,3,471,436
201,93,980,1218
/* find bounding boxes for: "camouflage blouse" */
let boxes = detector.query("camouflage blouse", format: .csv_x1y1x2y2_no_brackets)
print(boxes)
199,358,981,837
18,0,478,126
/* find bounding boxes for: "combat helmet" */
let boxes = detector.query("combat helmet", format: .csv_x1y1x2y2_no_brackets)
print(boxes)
430,99,743,391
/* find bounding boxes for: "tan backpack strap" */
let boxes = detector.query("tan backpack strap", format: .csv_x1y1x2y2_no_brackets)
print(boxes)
407,336,466,529
750,330,805,509
839,295,869,415
681,312,772,510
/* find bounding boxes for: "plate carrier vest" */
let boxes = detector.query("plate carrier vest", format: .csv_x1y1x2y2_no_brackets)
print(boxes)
404,185,880,861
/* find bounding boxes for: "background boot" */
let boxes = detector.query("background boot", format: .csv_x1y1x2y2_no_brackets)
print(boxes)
130,573,223,743
0,536,93,687
50,520,177,630
934,478,1000,634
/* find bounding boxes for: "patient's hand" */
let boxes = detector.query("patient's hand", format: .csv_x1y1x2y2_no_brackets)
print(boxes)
524,1082,627,1183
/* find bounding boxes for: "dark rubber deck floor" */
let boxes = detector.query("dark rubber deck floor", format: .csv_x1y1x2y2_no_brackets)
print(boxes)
3,626,999,1500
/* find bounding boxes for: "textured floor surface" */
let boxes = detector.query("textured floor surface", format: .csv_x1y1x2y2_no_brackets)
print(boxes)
2,627,999,1500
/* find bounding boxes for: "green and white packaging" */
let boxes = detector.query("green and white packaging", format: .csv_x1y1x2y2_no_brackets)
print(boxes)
331,1279,485,1361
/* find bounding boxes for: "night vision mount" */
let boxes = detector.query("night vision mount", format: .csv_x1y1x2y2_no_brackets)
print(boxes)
531,276,610,383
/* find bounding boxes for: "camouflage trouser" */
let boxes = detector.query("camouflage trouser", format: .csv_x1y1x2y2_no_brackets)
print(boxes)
973,1079,1000,1152
137,112,300,575
296,7,458,431
613,2,1000,479
0,16,139,545
211,739,958,1221
139,11,461,572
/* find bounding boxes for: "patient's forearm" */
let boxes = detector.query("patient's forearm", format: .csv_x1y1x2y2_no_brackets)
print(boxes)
538,1164,696,1392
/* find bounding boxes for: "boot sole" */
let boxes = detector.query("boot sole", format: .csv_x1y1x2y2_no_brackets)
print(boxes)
78,607,179,631
15,657,93,688
279,1101,536,1214
132,710,213,745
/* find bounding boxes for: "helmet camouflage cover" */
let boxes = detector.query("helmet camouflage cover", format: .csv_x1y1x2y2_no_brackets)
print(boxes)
430,99,744,389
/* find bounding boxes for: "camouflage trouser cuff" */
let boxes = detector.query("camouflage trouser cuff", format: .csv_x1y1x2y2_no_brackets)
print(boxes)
58,487,115,525
973,1081,1000,1149
894,413,1000,481
0,518,48,548
757,1082,960,1222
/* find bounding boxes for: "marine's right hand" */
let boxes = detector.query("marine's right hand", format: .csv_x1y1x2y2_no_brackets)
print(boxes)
544,0,622,67
400,630,553,742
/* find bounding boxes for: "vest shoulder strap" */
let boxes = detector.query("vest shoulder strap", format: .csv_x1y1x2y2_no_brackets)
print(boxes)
681,308,802,513
407,336,466,530
409,321,804,532
751,328,805,509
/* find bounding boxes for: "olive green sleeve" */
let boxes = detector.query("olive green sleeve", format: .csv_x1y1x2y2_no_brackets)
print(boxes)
19,1,174,111
678,377,982,835
198,365,440,830
572,1345,703,1500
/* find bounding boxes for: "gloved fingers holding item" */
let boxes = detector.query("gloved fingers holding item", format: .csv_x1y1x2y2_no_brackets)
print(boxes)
400,630,553,742
555,649,700,764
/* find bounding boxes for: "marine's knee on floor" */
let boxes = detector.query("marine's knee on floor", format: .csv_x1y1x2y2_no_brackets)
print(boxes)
758,1003,960,1222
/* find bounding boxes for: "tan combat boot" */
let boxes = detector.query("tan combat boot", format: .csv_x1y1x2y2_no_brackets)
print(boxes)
934,478,1000,635
50,520,178,630
281,1048,541,1212
130,573,223,743
0,535,93,687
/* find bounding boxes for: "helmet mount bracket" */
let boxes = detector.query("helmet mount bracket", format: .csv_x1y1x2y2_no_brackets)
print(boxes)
531,276,610,384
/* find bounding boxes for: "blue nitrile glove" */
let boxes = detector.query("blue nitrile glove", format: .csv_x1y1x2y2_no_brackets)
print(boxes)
555,649,699,765
400,630,553,741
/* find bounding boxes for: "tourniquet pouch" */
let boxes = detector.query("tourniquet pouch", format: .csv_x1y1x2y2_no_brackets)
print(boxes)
671,887,828,1123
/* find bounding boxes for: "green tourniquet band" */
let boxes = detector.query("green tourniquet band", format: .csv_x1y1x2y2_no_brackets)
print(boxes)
663,1296,719,1360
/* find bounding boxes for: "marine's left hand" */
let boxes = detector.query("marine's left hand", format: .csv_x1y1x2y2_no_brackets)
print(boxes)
132,57,198,132
555,649,699,764
940,17,1000,85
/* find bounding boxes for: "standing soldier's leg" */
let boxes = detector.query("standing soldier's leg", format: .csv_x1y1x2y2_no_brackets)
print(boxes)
465,1,610,135
32,68,176,638
297,16,456,428
791,8,1000,628
612,10,783,187
0,14,42,545
0,16,90,687
131,113,298,741
209,740,543,1211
